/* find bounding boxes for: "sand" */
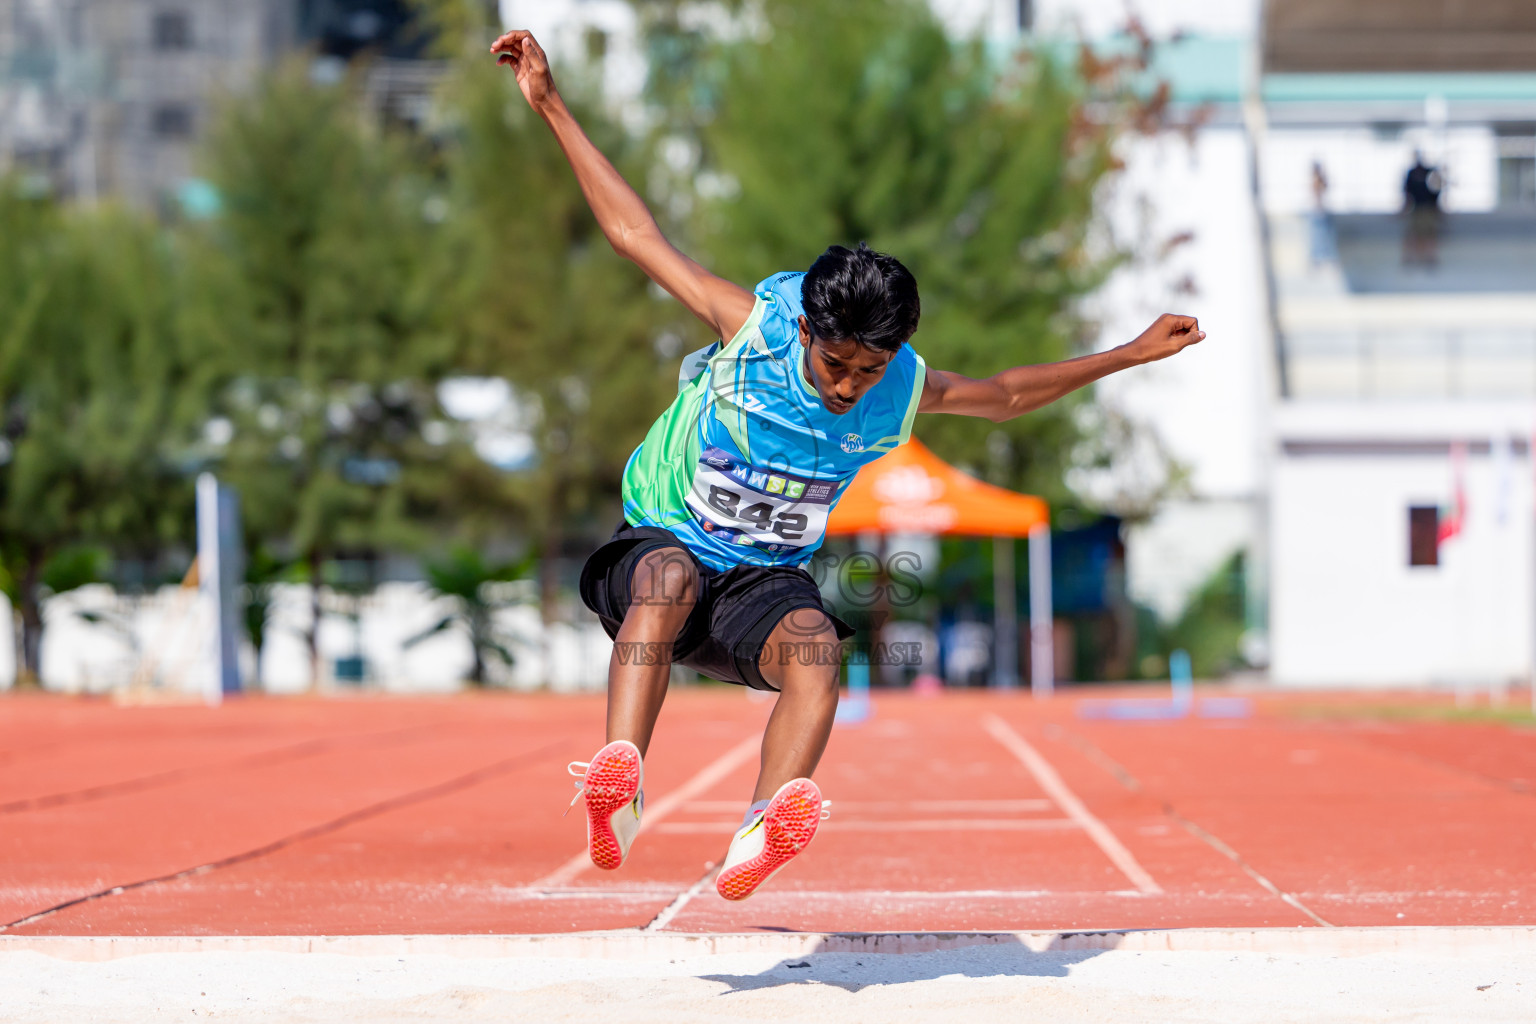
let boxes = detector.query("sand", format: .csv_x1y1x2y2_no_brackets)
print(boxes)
3,942,1533,1023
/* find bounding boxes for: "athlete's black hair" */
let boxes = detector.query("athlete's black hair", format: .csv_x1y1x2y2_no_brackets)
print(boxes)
801,242,920,353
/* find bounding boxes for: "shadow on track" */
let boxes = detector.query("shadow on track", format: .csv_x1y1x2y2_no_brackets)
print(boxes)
702,938,1104,993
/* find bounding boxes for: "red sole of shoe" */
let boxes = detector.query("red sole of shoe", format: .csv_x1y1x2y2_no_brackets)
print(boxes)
715,779,822,901
583,742,641,871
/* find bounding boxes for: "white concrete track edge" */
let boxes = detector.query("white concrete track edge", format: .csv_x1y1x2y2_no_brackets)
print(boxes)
3,926,1533,961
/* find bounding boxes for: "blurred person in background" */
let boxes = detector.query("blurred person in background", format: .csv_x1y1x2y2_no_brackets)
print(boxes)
1309,160,1334,267
491,29,1204,902
1402,150,1443,268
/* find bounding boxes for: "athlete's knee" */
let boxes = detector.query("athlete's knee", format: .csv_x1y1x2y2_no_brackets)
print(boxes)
774,655,841,700
762,610,842,696
629,548,699,617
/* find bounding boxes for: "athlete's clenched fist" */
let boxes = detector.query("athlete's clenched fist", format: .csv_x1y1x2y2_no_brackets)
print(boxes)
1124,313,1206,365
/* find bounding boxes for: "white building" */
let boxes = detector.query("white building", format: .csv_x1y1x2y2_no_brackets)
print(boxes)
1081,11,1269,642
0,0,296,206
0,1,442,210
1257,1,1536,687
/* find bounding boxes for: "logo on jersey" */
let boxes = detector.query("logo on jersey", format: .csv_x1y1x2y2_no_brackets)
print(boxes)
741,394,768,413
840,433,865,453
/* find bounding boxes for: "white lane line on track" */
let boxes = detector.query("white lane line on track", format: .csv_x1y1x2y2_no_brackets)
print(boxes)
1173,815,1335,927
653,819,1080,834
983,714,1164,896
1052,723,1335,927
532,734,760,889
641,862,719,932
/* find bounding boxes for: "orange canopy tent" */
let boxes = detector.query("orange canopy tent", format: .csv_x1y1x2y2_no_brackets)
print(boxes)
825,438,1047,538
824,438,1054,694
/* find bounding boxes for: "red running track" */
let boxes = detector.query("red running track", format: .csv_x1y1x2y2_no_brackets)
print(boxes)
0,689,1532,935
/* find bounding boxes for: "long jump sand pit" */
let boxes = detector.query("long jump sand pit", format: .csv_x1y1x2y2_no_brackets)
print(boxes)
3,928,1534,1022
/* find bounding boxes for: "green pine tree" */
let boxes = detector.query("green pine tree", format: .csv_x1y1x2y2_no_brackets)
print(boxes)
185,62,499,688
0,187,191,687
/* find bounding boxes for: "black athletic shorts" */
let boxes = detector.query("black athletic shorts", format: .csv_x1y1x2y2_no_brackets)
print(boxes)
578,520,856,692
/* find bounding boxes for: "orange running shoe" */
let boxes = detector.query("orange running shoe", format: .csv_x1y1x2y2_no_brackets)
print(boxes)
715,778,827,901
567,740,644,870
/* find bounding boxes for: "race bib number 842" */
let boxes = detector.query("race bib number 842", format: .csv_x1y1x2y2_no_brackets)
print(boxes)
685,446,838,551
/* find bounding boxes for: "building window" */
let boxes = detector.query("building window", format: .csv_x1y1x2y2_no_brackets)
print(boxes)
1408,506,1439,567
153,10,191,50
1498,155,1535,207
1496,124,1535,208
152,104,193,139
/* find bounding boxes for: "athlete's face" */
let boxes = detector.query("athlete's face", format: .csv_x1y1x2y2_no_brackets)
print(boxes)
797,316,896,416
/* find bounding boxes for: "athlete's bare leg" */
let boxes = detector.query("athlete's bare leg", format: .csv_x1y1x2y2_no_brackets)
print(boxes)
605,548,699,756
751,608,843,802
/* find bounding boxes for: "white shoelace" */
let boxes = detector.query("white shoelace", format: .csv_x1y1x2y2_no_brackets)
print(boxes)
564,760,589,816
565,759,644,817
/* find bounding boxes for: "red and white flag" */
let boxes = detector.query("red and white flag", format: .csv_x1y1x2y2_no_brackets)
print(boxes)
1437,440,1467,546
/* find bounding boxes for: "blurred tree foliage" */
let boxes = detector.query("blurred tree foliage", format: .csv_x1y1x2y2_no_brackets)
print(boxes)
430,42,679,619
184,62,504,687
1161,550,1248,679
0,187,191,686
1134,551,1248,680
630,0,1170,504
404,544,534,686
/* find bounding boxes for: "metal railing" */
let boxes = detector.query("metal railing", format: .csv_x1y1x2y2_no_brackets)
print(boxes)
1284,328,1536,400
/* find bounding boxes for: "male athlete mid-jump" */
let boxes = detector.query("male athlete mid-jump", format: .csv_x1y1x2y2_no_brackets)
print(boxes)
492,29,1204,900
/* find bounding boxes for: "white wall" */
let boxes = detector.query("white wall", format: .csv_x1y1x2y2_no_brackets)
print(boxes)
1271,414,1535,687
1090,127,1270,502
1125,497,1256,622
1034,0,1259,37
12,582,614,696
0,593,12,689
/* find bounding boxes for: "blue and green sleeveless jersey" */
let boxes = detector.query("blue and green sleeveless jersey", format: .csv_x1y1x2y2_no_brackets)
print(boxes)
621,271,926,572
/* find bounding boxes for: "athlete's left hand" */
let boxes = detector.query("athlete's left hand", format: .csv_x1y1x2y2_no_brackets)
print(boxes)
1124,313,1205,364
491,29,556,111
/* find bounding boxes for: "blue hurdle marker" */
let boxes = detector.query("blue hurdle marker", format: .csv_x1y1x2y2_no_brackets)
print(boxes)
1170,648,1194,715
835,650,872,726
1077,647,1251,721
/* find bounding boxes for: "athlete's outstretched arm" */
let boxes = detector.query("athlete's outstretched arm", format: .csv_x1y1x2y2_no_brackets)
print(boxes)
491,29,754,342
916,314,1205,422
